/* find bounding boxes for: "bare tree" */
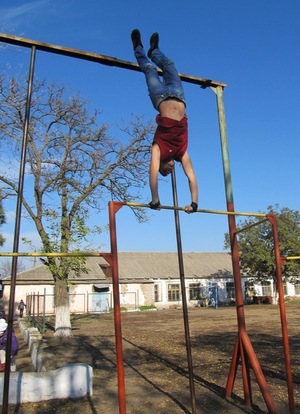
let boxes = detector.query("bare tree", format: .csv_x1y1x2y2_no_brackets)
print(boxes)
0,259,26,279
0,76,154,336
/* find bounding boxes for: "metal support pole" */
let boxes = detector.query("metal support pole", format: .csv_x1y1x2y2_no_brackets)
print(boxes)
267,214,295,414
171,169,197,414
214,86,277,413
214,86,245,325
108,202,127,414
2,45,36,414
214,83,249,372
43,288,46,334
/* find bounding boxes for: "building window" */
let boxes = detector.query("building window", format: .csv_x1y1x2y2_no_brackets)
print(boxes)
154,284,161,302
226,282,235,300
168,284,180,301
189,283,203,300
295,280,300,295
283,282,288,296
261,281,272,296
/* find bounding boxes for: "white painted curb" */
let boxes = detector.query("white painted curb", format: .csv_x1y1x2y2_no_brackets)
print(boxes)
0,363,93,403
0,320,93,403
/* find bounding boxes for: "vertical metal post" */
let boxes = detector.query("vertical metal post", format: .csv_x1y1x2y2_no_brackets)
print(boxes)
33,293,35,321
37,291,40,319
43,288,46,334
214,86,277,413
267,214,295,414
214,85,253,406
2,45,36,414
171,169,197,414
108,202,127,414
214,85,247,331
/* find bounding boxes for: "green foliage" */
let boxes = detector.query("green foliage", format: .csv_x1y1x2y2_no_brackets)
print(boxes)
285,298,300,305
110,307,127,313
138,305,157,311
224,205,300,286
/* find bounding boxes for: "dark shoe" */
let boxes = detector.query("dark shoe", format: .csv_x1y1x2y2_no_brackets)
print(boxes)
131,29,143,50
148,32,159,58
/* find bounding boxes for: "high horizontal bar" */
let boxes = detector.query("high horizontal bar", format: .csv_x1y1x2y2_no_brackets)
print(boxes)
0,32,226,89
125,202,267,218
0,252,101,257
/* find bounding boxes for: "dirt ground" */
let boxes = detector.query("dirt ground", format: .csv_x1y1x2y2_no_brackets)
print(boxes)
3,302,300,414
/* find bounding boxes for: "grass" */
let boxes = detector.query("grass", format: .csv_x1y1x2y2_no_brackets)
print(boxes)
138,305,157,311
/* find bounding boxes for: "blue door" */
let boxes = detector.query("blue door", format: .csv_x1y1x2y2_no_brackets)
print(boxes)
92,293,110,313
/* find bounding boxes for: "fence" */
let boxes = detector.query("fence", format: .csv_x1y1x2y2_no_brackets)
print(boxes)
26,289,138,332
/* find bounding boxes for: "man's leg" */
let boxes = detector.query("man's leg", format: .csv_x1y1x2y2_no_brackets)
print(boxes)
148,33,185,104
132,29,167,110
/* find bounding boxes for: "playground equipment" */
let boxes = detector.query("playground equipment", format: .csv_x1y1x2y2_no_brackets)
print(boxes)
0,32,295,414
105,202,294,414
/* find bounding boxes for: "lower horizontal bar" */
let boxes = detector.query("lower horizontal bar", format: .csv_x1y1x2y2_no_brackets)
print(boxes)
284,256,300,261
125,202,267,218
0,252,101,257
234,218,269,234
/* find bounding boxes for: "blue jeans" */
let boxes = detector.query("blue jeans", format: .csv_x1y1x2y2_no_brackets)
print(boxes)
134,46,186,111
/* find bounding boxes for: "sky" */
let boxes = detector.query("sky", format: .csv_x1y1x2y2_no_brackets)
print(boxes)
0,0,300,268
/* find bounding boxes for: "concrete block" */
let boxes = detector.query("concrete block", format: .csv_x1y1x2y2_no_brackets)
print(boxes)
15,319,94,403
0,363,93,403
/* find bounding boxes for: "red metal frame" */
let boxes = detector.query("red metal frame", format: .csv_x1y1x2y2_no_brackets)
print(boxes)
225,209,295,414
100,201,127,414
267,214,295,413
105,202,295,414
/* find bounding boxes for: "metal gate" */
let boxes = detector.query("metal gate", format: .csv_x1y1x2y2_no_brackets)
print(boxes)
92,292,110,313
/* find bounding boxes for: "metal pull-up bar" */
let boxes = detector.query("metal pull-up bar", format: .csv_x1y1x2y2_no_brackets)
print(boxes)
0,32,226,89
126,202,267,217
1,31,294,414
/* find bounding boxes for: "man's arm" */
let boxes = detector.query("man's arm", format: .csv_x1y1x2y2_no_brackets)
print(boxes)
181,151,198,213
149,143,161,206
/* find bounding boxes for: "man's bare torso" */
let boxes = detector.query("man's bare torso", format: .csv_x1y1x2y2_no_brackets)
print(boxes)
158,99,185,121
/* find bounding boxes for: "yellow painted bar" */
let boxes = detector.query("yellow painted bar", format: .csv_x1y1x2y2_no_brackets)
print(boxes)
284,256,300,261
0,252,101,257
125,202,267,218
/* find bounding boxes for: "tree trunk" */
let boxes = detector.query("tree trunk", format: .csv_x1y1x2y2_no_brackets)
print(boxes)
54,278,72,337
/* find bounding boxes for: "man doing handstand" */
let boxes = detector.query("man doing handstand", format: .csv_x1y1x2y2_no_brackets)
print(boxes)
131,29,198,214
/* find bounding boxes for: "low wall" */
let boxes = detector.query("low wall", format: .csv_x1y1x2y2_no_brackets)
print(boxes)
0,364,93,404
18,320,45,372
0,320,93,404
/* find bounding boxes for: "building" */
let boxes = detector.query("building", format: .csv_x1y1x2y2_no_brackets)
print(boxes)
2,252,300,315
